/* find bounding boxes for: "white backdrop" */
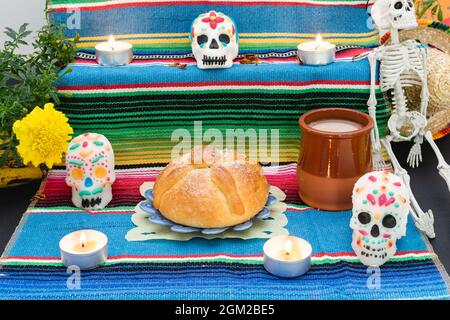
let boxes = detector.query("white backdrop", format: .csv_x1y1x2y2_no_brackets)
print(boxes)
0,0,47,53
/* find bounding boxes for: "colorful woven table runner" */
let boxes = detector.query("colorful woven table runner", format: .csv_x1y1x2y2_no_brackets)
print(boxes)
1,164,449,299
48,0,379,54
56,51,390,166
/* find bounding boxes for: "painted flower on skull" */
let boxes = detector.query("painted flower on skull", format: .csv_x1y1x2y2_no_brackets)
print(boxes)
201,11,225,29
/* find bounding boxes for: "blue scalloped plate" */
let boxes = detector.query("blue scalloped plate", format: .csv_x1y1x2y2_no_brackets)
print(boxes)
139,189,277,235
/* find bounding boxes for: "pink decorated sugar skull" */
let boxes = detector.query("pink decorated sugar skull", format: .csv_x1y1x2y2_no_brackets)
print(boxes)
350,171,410,266
66,133,115,210
371,0,418,31
190,10,238,69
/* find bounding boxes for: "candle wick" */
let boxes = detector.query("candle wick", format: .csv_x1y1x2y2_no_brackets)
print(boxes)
81,242,85,248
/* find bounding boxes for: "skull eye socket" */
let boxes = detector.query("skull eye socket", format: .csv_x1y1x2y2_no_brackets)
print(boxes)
197,35,208,46
382,214,397,228
358,212,371,224
71,167,83,180
219,34,230,44
94,166,108,179
394,1,403,9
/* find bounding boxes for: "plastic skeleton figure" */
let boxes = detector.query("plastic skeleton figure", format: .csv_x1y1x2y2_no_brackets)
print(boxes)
365,0,450,238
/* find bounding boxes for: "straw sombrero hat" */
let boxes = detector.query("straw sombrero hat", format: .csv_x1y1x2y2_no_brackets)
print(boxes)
386,20,450,139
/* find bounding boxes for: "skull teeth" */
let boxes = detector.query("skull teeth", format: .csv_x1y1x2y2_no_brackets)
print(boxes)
361,245,388,259
202,55,227,66
81,197,102,208
363,244,386,252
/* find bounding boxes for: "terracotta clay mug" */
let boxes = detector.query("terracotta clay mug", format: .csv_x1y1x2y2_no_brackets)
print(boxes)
297,108,374,211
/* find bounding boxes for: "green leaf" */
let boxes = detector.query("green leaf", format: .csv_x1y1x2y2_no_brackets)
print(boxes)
4,29,16,40
438,7,443,21
4,27,16,36
0,22,77,140
0,147,10,167
3,71,21,79
417,0,435,18
18,23,29,34
431,5,438,15
11,149,22,166
21,30,32,38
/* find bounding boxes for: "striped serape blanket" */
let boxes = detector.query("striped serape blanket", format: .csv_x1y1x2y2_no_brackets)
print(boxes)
1,164,449,300
56,50,390,166
48,0,379,54
49,0,392,167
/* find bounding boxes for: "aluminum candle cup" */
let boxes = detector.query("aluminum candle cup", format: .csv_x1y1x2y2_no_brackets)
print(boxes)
263,235,312,278
95,35,133,66
59,230,108,270
297,34,336,66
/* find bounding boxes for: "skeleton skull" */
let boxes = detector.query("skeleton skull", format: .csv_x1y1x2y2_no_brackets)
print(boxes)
66,133,115,210
350,171,410,266
371,0,418,31
190,11,238,69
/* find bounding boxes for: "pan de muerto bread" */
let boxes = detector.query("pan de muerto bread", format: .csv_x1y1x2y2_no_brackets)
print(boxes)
153,148,269,228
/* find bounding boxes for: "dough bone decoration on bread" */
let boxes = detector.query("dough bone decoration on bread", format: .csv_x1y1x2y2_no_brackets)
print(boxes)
153,147,270,228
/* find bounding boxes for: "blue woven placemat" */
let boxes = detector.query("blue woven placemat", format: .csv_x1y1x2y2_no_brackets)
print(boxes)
0,166,449,300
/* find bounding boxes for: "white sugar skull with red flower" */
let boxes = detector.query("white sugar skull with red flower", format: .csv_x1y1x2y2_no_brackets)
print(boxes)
66,133,115,210
350,171,410,266
190,10,238,69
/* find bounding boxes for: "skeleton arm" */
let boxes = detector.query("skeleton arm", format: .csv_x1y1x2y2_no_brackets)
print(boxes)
407,45,429,168
381,136,435,238
367,49,386,170
425,131,450,192
419,46,429,116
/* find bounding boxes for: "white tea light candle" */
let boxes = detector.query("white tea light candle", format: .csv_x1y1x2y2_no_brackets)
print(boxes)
309,119,363,132
95,35,133,66
263,235,312,278
59,230,108,270
297,34,336,66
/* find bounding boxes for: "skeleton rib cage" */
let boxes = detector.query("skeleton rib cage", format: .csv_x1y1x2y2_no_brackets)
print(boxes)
379,40,427,92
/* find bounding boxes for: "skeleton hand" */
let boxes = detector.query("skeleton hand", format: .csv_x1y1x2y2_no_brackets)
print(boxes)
407,134,423,168
411,206,435,239
409,185,435,239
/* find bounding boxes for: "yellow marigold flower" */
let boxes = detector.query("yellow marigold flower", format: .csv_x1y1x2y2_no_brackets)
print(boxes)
13,103,73,168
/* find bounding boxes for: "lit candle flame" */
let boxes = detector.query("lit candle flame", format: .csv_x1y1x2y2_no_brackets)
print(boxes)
316,34,322,43
79,232,87,248
284,238,293,256
314,34,323,51
108,35,116,50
